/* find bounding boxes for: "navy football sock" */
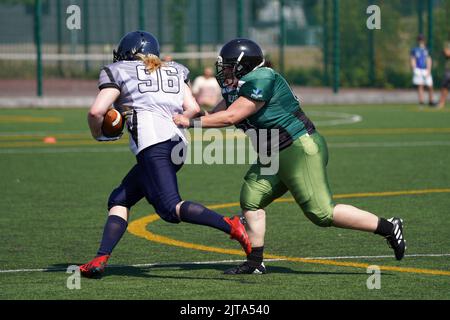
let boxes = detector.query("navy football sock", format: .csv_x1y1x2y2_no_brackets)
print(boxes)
374,218,394,237
179,201,231,234
96,215,128,256
247,246,264,267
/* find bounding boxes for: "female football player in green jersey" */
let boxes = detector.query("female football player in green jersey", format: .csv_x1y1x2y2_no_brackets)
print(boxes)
174,38,406,274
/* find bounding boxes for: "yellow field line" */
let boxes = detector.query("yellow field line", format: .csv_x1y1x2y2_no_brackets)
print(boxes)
128,189,450,277
1,128,449,148
0,139,128,148
413,109,450,113
1,127,450,145
129,215,247,256
332,188,450,199
0,133,90,140
0,133,247,144
264,255,450,276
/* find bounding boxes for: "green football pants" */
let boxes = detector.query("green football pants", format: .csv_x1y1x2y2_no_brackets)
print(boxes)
240,132,335,227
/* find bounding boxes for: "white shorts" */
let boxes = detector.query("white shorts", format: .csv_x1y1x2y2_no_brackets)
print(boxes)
413,68,433,87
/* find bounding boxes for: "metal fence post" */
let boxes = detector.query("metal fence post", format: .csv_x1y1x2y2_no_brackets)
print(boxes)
368,30,375,86
427,0,433,55
279,0,285,75
169,0,187,53
158,0,163,47
120,0,126,37
56,0,63,76
139,0,145,30
35,0,43,97
368,0,375,87
332,0,340,93
323,0,329,86
237,0,243,37
216,0,223,45
197,0,203,69
83,0,90,72
418,0,424,35
447,0,450,39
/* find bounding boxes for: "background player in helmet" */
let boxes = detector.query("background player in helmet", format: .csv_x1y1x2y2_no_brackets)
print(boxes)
80,31,251,278
174,38,406,274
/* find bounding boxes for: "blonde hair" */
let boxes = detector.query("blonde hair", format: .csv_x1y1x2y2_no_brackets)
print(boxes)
136,53,164,73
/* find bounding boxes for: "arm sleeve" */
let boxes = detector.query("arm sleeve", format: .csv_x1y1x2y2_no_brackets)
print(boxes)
238,77,274,102
98,66,121,91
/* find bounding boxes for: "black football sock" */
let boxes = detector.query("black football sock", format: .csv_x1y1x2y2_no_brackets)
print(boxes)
247,246,264,267
179,201,231,234
96,215,128,256
374,218,394,237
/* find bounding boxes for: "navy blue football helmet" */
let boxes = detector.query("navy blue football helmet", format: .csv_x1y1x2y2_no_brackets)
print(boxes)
113,31,160,62
215,38,265,87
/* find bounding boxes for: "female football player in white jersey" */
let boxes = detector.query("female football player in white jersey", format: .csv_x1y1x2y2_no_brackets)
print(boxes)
79,31,251,278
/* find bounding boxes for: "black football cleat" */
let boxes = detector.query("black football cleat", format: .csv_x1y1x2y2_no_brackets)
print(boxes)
224,262,266,275
386,218,406,260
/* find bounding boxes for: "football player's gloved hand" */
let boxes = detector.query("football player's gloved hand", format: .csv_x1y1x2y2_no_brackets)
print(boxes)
121,110,133,121
96,133,123,142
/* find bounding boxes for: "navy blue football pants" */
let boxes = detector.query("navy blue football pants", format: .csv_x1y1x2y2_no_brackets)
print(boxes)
108,138,186,223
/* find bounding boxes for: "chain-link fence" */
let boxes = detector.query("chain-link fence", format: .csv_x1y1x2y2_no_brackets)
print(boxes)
0,0,449,96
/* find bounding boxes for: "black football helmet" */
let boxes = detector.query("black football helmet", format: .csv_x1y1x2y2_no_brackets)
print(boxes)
215,38,265,88
113,31,160,62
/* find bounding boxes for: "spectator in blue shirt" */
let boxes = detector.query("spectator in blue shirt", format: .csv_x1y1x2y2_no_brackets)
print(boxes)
410,34,435,106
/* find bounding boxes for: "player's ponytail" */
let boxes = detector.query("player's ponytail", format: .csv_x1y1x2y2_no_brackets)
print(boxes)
136,53,163,73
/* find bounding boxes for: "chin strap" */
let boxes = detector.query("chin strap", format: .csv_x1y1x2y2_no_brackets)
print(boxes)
253,59,266,70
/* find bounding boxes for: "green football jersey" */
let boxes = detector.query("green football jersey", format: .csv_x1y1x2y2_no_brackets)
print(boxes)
222,67,315,151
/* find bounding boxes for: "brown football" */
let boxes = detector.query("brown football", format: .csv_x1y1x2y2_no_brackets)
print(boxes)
102,108,124,137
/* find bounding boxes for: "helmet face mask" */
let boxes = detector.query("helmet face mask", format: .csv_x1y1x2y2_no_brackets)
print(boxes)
215,56,239,88
113,31,160,63
215,38,265,88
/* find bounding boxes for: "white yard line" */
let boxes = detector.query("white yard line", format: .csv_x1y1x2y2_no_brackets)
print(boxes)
307,111,363,126
329,141,450,148
302,253,450,260
1,254,449,274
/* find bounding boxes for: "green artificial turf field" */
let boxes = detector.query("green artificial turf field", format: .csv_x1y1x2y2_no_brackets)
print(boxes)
1,104,449,300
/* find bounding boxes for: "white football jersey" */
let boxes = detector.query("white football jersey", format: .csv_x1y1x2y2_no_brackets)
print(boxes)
98,60,190,155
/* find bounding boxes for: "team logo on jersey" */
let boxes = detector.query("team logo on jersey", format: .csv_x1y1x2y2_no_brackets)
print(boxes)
251,88,263,99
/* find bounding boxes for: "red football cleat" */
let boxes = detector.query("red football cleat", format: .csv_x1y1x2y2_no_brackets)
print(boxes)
224,216,252,255
79,254,110,278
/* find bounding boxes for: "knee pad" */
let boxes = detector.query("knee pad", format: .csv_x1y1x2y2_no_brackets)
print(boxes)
154,200,181,224
303,206,334,227
243,209,266,221
107,187,130,211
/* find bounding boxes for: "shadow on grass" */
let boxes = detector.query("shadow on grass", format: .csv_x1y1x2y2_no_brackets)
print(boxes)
46,262,382,282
